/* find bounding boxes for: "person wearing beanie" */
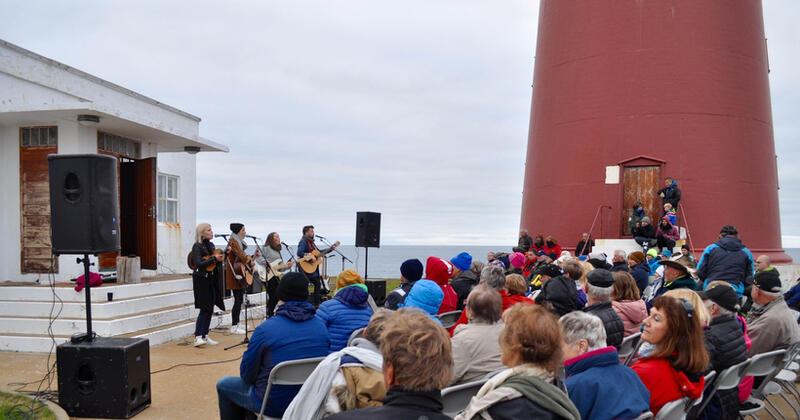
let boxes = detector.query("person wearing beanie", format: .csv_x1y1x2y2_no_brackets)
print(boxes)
696,225,754,297
627,251,651,295
316,270,373,352
397,280,445,325
632,216,656,251
507,252,526,276
424,257,459,314
385,259,424,310
655,216,679,253
747,269,800,358
675,244,696,269
226,222,255,335
646,248,661,274
628,202,647,235
450,252,478,311
216,271,329,419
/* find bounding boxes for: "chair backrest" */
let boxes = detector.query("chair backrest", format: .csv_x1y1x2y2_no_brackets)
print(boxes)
619,332,642,359
347,327,366,346
654,397,692,420
742,349,786,378
437,310,462,329
258,356,326,419
635,411,654,420
714,359,750,390
440,378,487,417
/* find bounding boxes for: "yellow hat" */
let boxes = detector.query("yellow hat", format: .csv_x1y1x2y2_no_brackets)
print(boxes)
336,269,364,289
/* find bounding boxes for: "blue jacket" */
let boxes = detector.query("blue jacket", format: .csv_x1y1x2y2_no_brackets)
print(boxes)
696,236,753,292
630,261,651,295
785,281,800,309
316,285,373,352
241,301,329,417
565,347,650,420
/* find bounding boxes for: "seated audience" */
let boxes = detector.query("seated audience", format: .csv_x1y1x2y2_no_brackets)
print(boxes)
424,256,459,314
316,270,374,352
216,273,329,419
450,265,512,333
284,310,394,419
747,269,800,356
456,304,581,420
610,250,629,272
610,271,648,337
647,260,697,307
325,308,453,420
582,269,625,348
504,274,535,308
385,259,423,310
544,235,563,259
450,284,506,385
646,248,661,273
627,251,650,295
535,263,580,317
470,260,485,284
397,279,444,324
632,295,708,415
633,216,656,251
628,201,647,234
663,289,710,326
560,312,650,420
450,252,477,310
531,234,546,255
663,203,677,225
655,217,679,252
587,252,611,270
513,228,534,253
507,252,525,276
676,244,696,269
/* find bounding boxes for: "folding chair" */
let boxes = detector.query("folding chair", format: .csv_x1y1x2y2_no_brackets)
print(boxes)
738,349,788,420
618,332,642,362
768,343,800,419
695,359,749,414
654,397,698,420
440,378,488,417
346,327,366,346
634,411,654,420
256,356,326,419
437,310,462,329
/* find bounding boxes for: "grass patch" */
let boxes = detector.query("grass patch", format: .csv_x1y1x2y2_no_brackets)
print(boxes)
0,391,56,420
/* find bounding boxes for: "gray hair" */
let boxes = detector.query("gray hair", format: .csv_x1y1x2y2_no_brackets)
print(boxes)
613,249,626,258
470,260,486,280
559,312,607,351
585,283,613,301
481,265,506,290
704,300,735,318
466,284,502,323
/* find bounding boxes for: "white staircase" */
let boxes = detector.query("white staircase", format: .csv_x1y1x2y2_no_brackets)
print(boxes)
590,239,685,262
0,278,266,353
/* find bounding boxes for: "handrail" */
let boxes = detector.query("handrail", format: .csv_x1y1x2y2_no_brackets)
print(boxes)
678,203,695,253
582,205,611,253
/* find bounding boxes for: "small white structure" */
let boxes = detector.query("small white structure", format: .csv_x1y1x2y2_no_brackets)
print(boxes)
0,39,228,283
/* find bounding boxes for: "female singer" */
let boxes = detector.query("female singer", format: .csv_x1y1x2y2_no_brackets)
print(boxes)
191,223,226,347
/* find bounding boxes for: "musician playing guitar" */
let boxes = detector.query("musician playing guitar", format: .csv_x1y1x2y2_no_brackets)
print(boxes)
225,223,255,335
190,223,226,347
255,232,295,317
297,225,339,305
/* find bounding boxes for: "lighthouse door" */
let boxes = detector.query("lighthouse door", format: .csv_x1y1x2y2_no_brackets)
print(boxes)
621,165,661,236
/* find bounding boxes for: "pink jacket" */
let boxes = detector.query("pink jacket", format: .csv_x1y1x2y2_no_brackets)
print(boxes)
612,300,648,336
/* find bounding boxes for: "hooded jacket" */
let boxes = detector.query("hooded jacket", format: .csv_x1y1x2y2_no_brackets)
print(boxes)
535,275,580,317
630,261,651,295
657,180,682,208
241,301,329,417
325,386,450,420
655,218,679,240
696,236,754,289
397,279,444,325
564,347,650,420
583,301,625,348
424,257,459,314
451,270,479,311
612,299,648,337
316,285,374,352
631,357,704,416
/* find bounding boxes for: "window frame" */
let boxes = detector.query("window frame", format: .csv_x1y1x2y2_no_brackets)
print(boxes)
156,173,179,224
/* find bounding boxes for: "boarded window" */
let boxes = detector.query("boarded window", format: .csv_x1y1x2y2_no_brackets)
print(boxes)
157,173,178,223
97,132,141,159
20,126,58,273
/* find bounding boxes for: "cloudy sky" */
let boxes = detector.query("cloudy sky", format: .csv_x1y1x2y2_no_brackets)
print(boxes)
2,1,798,246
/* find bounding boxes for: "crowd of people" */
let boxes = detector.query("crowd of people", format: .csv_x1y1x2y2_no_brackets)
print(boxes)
192,214,800,419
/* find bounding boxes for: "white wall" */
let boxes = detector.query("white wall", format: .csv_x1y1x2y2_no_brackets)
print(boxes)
155,152,196,275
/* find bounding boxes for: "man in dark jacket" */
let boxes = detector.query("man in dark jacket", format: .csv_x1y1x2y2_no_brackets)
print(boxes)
535,264,580,316
575,232,594,256
216,273,330,419
297,225,339,304
696,225,754,296
384,259,423,310
513,229,534,253
696,282,747,419
449,252,477,310
647,260,697,308
657,177,682,209
632,217,657,251
582,269,625,348
610,250,629,273
326,309,453,420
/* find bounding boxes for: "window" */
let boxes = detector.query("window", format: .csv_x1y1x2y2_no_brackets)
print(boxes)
157,174,179,223
20,126,57,147
98,132,140,159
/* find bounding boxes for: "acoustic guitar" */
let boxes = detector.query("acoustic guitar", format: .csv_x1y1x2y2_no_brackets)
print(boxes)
228,239,255,285
297,241,341,274
187,249,224,272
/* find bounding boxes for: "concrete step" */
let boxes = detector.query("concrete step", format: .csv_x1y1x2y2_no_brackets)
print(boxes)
0,290,198,318
1,277,194,303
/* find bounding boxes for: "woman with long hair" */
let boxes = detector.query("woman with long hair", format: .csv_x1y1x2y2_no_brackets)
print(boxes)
611,271,648,337
631,295,709,415
190,223,226,347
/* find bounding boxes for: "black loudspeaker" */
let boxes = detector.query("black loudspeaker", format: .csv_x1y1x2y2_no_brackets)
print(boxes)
57,337,151,418
355,212,381,248
48,154,120,255
365,279,386,306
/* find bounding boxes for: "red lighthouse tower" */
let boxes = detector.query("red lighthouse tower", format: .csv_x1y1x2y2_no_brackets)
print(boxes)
520,1,790,262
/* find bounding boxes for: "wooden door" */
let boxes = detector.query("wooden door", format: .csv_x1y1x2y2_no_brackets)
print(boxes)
136,158,157,269
20,135,58,273
622,166,661,236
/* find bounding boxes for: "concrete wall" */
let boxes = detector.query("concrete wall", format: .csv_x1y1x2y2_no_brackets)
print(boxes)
155,152,196,275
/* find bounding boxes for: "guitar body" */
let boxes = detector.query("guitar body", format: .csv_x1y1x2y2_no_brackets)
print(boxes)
188,249,224,272
233,257,255,285
297,249,322,274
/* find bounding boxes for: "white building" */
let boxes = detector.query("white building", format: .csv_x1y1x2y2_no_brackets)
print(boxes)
0,39,227,283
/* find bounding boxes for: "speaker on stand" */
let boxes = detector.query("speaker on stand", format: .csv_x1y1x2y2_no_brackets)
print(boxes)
355,212,381,280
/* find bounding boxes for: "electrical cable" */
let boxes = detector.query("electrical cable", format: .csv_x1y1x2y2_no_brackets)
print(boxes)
150,354,242,375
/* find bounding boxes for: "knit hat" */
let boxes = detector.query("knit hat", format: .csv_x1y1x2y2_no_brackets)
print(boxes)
681,244,691,252
425,257,453,285
398,279,443,316
642,216,651,224
698,284,740,313
277,272,309,302
509,252,525,269
400,259,423,282
336,269,363,289
629,251,646,264
646,248,658,258
661,249,673,258
230,223,244,234
586,269,615,287
754,269,782,293
450,252,473,272
533,263,562,278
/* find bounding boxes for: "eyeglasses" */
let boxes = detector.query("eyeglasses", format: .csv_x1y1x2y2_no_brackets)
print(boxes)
679,298,694,319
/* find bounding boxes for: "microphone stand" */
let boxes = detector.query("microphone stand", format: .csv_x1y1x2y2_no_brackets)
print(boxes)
317,236,353,273
248,235,270,320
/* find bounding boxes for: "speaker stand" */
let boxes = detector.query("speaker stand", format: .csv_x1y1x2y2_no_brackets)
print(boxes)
72,254,95,343
364,247,369,281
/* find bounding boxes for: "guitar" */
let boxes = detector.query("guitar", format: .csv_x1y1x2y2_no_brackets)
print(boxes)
187,249,224,272
256,258,299,279
228,239,255,285
297,241,341,274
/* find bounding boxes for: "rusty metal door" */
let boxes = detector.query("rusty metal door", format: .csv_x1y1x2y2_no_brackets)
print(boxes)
622,166,661,236
19,130,58,273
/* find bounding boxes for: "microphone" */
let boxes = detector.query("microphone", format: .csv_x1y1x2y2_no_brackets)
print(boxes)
315,234,327,240
214,234,228,238
281,242,290,247
246,235,258,240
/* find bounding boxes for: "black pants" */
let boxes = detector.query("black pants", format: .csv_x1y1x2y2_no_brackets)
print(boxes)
634,236,656,249
231,288,244,325
266,276,280,317
656,234,676,251
195,286,215,337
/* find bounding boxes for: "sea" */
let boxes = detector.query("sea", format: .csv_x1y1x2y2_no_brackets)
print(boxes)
262,245,800,280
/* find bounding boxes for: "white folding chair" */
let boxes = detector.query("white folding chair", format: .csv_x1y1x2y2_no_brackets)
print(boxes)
346,327,366,346
739,349,788,420
440,378,487,417
256,356,326,419
634,411,654,420
437,310,462,329
618,332,642,361
654,397,698,420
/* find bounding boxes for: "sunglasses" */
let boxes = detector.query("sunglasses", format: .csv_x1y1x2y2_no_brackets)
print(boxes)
679,298,695,320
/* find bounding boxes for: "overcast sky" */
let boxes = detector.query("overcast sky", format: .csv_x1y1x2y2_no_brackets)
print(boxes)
2,1,799,246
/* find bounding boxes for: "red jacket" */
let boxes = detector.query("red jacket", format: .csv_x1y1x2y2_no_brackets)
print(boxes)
505,293,535,307
438,283,458,315
631,357,705,415
543,244,562,257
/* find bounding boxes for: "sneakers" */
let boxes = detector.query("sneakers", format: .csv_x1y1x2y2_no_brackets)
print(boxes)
193,336,207,347
205,336,218,346
230,324,246,335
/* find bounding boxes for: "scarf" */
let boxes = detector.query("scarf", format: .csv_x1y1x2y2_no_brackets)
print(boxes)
282,339,383,420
